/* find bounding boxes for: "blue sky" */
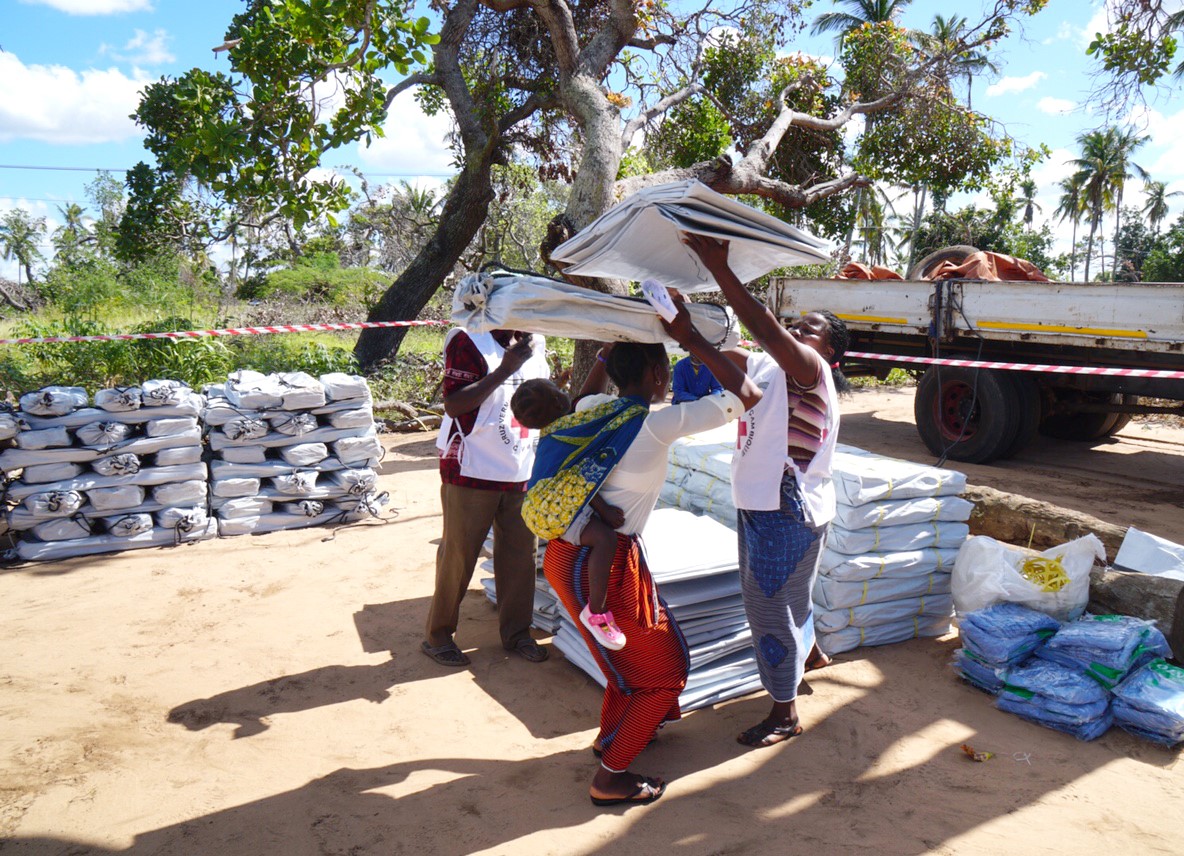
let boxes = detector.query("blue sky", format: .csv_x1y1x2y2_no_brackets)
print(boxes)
3,0,1183,281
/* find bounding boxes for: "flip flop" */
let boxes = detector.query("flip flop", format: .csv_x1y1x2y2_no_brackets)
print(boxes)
508,638,549,662
421,640,470,667
589,777,665,807
736,720,803,748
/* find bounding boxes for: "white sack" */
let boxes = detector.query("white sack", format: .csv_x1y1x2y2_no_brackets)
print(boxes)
88,485,145,512
16,519,215,561
141,379,190,407
813,572,952,611
153,446,202,466
278,442,329,467
104,513,154,537
326,407,373,430
271,471,318,495
22,461,84,484
221,416,268,442
92,454,141,477
225,371,284,409
218,445,268,464
201,399,258,427
156,507,209,533
277,499,325,517
32,516,94,542
832,446,967,505
211,477,261,499
817,614,952,656
94,387,142,412
215,497,273,519
277,372,326,409
817,546,960,581
20,386,87,416
146,416,198,438
951,534,1103,622
75,421,133,448
23,490,84,518
0,412,20,441
333,432,382,466
825,521,969,556
813,593,954,633
15,426,71,451
326,468,377,496
6,463,207,501
452,271,739,348
152,480,208,506
0,428,203,469
319,373,369,401
270,411,319,436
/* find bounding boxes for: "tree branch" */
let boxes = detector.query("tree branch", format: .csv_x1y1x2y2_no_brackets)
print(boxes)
621,81,704,148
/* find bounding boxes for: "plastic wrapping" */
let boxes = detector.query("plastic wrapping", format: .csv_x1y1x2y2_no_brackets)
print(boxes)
1036,614,1172,688
93,387,142,412
958,602,1060,667
279,442,329,467
92,454,141,477
19,386,87,417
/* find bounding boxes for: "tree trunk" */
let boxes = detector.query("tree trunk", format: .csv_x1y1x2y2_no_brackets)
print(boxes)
353,158,494,370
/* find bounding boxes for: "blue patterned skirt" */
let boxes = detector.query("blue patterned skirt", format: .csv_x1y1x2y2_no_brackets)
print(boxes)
737,470,827,702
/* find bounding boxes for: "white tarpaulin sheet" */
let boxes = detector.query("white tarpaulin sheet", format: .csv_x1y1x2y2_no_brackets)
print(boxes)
825,521,970,556
451,271,739,349
817,546,960,581
817,614,952,656
814,572,952,611
832,446,967,506
814,593,954,633
832,495,974,530
1114,527,1184,580
549,180,831,292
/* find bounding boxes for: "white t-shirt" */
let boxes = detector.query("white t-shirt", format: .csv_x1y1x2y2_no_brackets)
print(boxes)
577,390,743,536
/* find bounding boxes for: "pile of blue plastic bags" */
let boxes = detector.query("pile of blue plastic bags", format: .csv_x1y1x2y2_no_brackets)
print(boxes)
953,602,1182,746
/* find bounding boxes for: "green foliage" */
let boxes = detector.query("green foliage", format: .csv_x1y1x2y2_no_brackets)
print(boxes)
1088,25,1177,86
127,0,439,248
1133,213,1184,282
233,337,358,376
245,253,388,305
911,205,1061,276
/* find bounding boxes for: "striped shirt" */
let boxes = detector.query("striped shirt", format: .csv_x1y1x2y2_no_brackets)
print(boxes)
786,365,827,470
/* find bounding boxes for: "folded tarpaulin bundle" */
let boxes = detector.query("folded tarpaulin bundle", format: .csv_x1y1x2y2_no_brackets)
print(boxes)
104,513,155,537
275,372,326,410
333,431,382,466
548,179,831,292
325,407,373,430
825,521,969,556
813,571,952,610
23,489,85,518
153,446,202,467
1036,614,1172,688
270,411,319,436
319,372,369,402
0,412,19,441
953,648,1005,694
814,592,953,633
155,506,210,534
816,613,951,656
831,445,967,505
145,416,198,438
15,426,71,451
19,386,88,417
15,518,216,561
451,270,740,348
221,416,269,442
31,515,94,542
1111,659,1184,746
151,479,207,506
92,453,141,477
75,420,134,448
831,495,974,530
279,442,329,467
958,602,1060,667
997,659,1112,740
817,546,960,580
141,379,191,407
87,484,145,512
22,461,84,484
225,371,284,409
214,497,273,519
210,477,261,499
93,386,142,412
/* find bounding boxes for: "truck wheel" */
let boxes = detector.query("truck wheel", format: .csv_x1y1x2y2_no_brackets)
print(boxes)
1000,372,1042,458
1039,392,1126,441
907,245,979,280
1106,395,1137,436
914,366,1021,463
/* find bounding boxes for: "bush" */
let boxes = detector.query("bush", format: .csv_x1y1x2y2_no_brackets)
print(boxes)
243,253,389,306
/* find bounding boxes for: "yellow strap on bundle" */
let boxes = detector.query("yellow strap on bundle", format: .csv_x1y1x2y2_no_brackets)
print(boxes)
1019,555,1070,592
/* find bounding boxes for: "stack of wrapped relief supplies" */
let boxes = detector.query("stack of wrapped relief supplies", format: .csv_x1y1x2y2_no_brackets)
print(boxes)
0,382,215,561
202,371,388,535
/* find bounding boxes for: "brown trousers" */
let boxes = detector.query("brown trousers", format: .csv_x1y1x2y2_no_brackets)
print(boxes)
425,482,538,649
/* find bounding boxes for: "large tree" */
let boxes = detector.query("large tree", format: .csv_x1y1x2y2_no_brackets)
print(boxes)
129,0,1046,369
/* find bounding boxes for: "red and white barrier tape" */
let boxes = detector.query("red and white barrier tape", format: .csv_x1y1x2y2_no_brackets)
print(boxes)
0,319,450,346
3,320,1182,381
845,350,1184,381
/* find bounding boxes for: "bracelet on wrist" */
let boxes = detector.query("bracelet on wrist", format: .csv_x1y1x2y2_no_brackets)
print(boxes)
596,353,607,364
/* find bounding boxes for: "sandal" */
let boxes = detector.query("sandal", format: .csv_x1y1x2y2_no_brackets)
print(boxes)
589,776,665,807
421,640,470,667
579,605,627,651
508,637,549,663
737,719,803,748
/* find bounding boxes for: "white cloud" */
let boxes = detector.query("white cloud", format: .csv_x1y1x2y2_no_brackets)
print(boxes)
113,28,174,66
985,72,1046,97
0,52,147,144
353,89,456,181
1037,97,1076,115
20,0,153,14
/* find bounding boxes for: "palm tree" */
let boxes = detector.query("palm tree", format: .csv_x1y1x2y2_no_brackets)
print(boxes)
1106,127,1150,277
1018,178,1042,226
0,209,47,286
52,202,91,266
1071,129,1124,280
1142,180,1183,236
911,14,999,108
1054,173,1085,280
810,0,913,42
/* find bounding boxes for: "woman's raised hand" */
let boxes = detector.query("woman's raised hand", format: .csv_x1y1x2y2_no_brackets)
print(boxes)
658,288,696,345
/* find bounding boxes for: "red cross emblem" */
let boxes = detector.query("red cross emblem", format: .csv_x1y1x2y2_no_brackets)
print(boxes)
736,420,747,449
510,415,530,439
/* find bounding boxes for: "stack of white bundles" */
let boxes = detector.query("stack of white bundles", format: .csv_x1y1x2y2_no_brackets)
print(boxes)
551,508,763,712
1,382,215,562
812,447,970,656
659,429,972,659
204,370,388,536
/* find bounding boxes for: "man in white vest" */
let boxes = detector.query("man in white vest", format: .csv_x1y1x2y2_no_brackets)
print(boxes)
423,326,552,667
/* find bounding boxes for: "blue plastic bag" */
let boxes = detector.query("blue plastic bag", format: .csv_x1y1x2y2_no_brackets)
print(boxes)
959,602,1060,667
1111,659,1184,747
1038,615,1166,689
953,648,1004,694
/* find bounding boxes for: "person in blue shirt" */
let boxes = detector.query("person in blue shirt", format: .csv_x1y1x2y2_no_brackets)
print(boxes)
671,354,723,403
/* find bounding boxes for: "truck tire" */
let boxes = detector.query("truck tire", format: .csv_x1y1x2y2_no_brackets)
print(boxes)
1039,392,1128,442
914,366,1021,463
907,245,979,281
1000,372,1042,458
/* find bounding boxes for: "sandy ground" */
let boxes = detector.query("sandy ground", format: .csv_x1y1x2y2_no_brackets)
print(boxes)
1,386,1182,856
